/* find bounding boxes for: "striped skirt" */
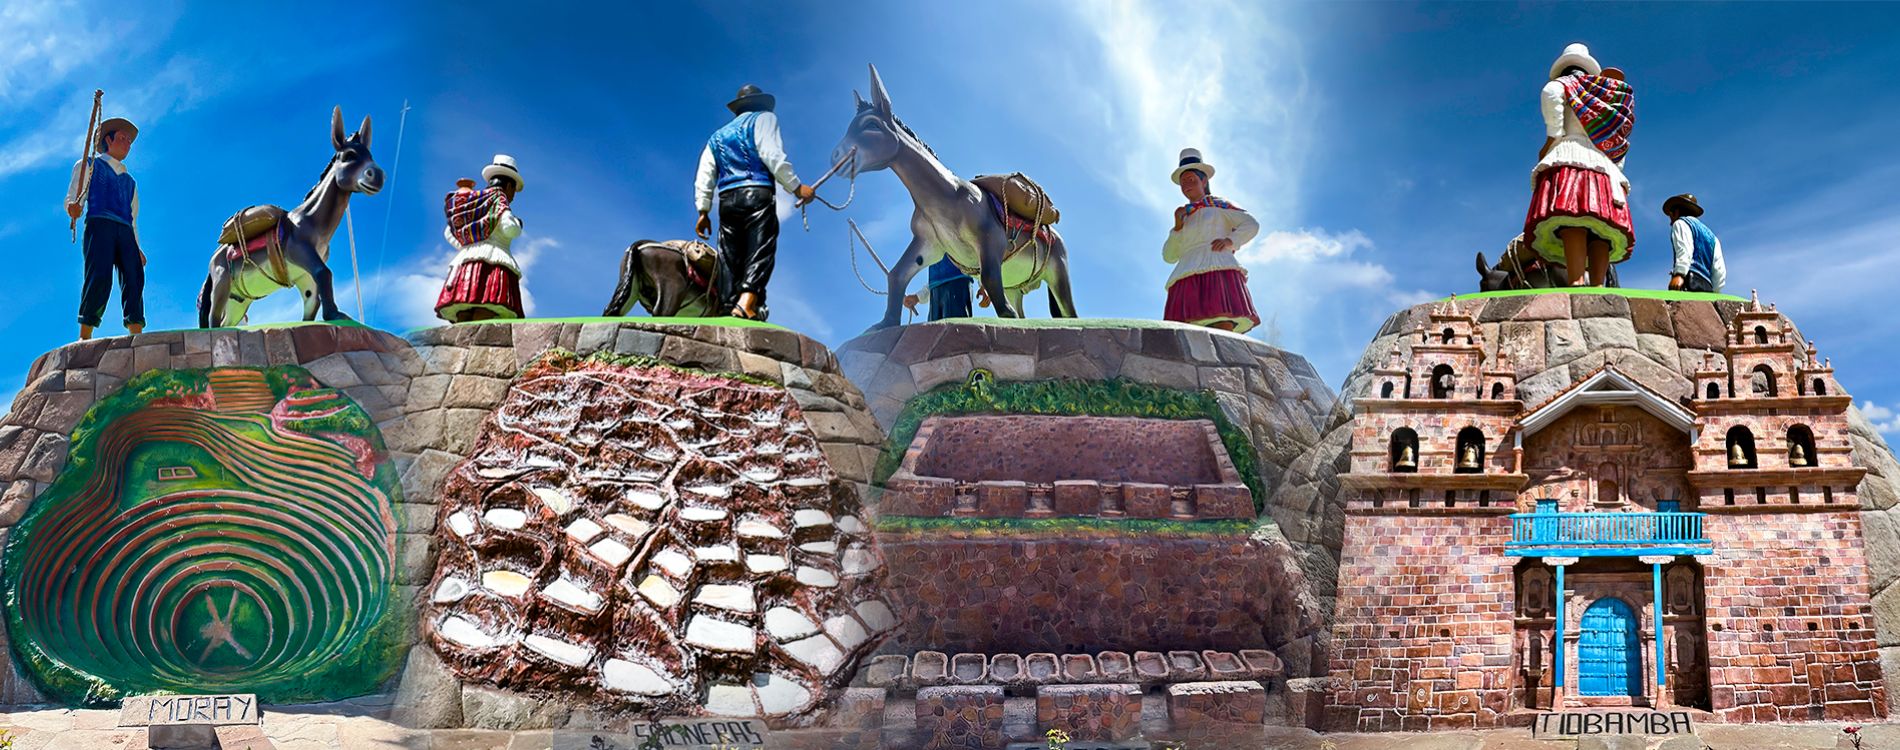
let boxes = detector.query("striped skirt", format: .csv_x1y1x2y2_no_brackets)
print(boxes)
436,261,523,322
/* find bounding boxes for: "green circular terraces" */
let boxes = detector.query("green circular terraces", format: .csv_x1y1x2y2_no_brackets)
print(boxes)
1,367,404,704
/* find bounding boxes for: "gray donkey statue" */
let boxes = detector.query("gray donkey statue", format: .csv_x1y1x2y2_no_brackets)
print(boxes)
832,65,1077,331
197,107,383,327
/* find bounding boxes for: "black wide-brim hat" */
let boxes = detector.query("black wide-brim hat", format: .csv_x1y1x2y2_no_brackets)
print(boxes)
728,84,776,115
1662,193,1704,218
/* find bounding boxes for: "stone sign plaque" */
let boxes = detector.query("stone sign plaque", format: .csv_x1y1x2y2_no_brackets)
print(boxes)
553,719,770,749
1533,710,1695,736
119,694,261,727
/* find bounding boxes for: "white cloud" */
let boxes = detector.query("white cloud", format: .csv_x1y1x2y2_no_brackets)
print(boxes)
1063,0,1311,226
763,295,835,340
1059,1,1425,382
1235,227,1434,362
1861,401,1900,436
238,236,561,332
0,23,214,180
0,1,131,104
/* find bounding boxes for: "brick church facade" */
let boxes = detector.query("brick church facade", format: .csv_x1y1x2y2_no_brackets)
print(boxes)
1326,296,1886,731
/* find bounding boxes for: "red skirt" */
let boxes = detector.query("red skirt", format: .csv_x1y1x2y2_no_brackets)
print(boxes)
436,261,523,321
1164,268,1260,334
1523,165,1634,264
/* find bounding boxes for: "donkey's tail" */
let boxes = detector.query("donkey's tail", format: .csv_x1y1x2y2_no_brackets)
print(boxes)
602,242,645,316
197,272,213,328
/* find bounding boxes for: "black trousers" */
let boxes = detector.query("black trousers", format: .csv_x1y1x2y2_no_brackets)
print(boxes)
78,217,144,327
715,186,778,310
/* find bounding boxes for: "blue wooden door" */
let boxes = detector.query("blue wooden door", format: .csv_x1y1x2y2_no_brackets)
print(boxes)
1578,598,1642,696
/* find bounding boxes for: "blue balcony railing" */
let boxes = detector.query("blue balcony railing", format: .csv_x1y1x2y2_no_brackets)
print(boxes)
1505,511,1712,556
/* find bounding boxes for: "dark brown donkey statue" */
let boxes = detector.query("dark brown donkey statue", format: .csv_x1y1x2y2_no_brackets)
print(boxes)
602,239,724,318
830,65,1077,331
197,107,383,327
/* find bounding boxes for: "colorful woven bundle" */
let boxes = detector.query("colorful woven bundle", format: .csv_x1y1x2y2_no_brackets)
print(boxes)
444,188,510,246
1564,74,1637,163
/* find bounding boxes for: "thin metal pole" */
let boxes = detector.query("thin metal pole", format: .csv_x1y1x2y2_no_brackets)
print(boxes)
368,99,411,325
346,207,364,321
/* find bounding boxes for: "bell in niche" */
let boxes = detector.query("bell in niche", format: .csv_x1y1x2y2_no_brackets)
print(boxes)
1396,444,1417,471
1729,442,1749,468
1790,442,1811,467
1458,443,1481,470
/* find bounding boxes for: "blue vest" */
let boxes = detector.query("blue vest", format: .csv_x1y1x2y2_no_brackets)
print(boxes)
86,155,135,226
1680,216,1717,287
709,112,773,194
927,256,971,289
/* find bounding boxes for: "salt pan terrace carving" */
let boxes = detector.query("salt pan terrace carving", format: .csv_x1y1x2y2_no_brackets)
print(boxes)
422,353,891,724
881,415,1253,519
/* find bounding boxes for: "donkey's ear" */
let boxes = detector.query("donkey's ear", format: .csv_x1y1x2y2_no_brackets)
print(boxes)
357,115,372,149
853,89,865,109
331,106,346,150
868,64,892,117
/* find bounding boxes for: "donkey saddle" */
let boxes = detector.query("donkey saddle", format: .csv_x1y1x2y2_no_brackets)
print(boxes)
217,205,289,262
972,173,1060,228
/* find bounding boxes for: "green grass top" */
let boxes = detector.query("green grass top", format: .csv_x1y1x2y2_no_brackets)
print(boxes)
403,315,784,337
1448,287,1745,302
918,316,1228,332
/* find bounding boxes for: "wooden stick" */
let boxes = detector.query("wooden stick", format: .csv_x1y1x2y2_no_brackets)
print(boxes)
70,89,103,243
796,147,856,207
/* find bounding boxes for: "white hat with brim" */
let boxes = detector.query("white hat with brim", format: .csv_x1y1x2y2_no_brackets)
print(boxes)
1550,43,1602,80
481,154,525,192
1170,148,1215,185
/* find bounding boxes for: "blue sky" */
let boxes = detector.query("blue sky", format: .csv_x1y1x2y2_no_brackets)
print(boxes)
5,1,1900,433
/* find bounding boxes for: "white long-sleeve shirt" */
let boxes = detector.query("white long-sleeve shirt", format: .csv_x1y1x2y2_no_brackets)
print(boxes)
65,155,138,243
1535,77,1630,204
1162,201,1259,288
694,111,801,213
1670,218,1726,292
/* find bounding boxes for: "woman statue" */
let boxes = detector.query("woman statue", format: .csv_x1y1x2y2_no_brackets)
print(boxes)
1162,149,1261,333
437,155,527,322
1523,44,1637,287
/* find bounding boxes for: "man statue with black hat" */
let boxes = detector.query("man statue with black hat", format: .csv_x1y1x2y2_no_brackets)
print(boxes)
693,84,815,320
63,115,145,340
1663,193,1726,293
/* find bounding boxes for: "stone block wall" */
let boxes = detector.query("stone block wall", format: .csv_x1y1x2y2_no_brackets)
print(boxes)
1703,510,1885,722
879,533,1320,658
1326,513,1517,731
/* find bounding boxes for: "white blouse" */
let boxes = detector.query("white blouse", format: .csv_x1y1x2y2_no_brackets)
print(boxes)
1534,77,1630,205
445,207,523,275
1163,202,1259,288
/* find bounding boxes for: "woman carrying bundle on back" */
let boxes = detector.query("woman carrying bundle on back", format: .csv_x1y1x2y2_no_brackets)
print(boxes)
437,154,527,322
